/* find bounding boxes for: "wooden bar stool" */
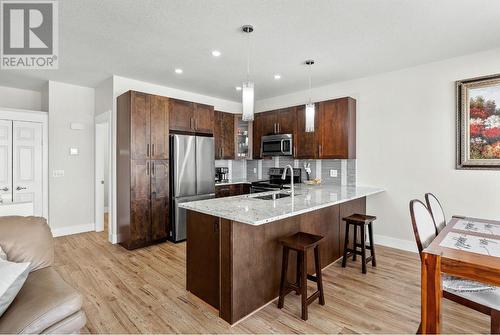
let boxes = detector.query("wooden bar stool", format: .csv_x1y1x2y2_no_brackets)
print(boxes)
277,232,325,321
341,214,377,274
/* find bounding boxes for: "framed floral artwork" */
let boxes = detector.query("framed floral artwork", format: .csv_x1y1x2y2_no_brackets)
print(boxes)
457,74,500,169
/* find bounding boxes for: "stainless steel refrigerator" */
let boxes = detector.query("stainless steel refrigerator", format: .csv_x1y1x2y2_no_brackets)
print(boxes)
170,134,215,242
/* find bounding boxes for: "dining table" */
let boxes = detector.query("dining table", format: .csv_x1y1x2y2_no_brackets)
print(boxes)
420,216,500,334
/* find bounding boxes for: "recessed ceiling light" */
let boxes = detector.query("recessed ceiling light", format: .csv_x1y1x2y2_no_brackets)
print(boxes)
274,74,281,80
212,50,221,57
175,68,183,74
235,86,242,91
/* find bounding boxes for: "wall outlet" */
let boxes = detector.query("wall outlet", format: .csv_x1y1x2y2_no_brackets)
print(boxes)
53,170,65,178
329,169,338,178
253,167,257,174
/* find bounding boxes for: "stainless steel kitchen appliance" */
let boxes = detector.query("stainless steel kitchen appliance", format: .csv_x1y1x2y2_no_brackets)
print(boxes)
215,167,229,183
261,134,293,156
250,167,301,193
170,134,215,242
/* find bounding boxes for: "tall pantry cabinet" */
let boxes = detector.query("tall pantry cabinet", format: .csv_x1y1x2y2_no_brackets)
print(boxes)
117,91,170,250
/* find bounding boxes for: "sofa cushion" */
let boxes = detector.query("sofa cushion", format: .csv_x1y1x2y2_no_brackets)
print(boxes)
0,216,54,272
0,254,30,317
0,267,83,334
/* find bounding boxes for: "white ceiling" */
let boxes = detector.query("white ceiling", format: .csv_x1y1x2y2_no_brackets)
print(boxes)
2,0,500,102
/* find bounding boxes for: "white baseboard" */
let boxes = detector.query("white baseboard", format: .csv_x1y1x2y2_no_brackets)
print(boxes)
374,234,417,253
52,223,95,237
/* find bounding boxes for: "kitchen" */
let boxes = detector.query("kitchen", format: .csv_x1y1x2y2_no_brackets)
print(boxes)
116,83,385,322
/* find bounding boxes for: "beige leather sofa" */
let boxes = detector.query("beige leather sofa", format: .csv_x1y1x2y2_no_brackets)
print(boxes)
0,216,86,334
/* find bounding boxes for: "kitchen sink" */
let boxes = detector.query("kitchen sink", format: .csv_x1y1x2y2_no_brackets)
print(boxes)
253,192,292,200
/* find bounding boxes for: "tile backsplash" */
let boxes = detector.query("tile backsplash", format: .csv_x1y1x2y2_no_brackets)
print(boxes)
244,157,356,185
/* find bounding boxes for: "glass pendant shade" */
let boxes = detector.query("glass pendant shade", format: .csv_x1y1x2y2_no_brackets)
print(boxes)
242,81,255,121
305,102,315,132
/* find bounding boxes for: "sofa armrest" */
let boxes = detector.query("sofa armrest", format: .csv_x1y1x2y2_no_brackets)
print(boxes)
0,216,54,271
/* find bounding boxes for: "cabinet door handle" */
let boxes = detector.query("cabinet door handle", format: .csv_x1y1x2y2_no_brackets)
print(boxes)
16,186,26,191
151,161,155,176
147,144,150,157
1,187,8,192
146,162,150,175
152,144,155,157
214,221,219,233
274,123,277,134
278,123,281,133
319,144,322,157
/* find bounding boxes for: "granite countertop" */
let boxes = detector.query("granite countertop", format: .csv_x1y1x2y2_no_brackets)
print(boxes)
180,184,384,225
215,178,251,186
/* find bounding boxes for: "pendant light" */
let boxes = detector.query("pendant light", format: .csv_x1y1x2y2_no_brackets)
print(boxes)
305,59,315,132
241,25,254,121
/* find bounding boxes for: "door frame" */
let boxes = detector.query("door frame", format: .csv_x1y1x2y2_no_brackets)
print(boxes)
0,108,48,220
95,111,113,242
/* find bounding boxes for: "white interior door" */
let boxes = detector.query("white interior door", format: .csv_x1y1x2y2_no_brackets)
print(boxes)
95,123,106,232
0,120,12,203
12,121,42,216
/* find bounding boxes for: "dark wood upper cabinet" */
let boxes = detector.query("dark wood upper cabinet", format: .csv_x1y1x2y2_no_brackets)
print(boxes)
130,92,151,160
214,111,223,159
214,111,235,159
253,97,356,160
318,97,356,159
295,104,319,159
150,95,169,160
194,103,214,134
169,99,214,134
169,98,195,132
275,107,296,135
252,113,263,159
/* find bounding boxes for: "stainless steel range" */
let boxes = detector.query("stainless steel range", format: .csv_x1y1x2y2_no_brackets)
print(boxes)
250,167,301,193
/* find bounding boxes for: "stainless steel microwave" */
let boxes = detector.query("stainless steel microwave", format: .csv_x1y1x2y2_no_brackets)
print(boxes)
261,134,293,156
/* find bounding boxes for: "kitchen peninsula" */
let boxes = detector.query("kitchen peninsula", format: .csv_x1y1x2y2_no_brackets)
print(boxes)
180,184,383,324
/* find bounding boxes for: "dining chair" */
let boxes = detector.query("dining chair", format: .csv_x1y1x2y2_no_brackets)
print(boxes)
409,199,500,333
425,193,446,234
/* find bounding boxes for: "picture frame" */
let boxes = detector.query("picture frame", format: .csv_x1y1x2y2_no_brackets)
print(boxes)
456,73,500,169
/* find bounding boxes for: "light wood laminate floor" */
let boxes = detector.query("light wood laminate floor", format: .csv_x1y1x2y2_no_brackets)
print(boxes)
53,228,489,334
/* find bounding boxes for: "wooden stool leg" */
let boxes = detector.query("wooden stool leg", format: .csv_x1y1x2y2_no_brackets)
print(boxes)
278,247,289,309
295,251,301,295
361,224,367,274
368,222,376,267
300,250,308,321
491,309,500,334
352,224,358,261
314,246,325,306
342,222,350,268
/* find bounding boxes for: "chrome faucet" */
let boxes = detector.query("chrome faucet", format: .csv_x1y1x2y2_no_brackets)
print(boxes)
281,164,294,196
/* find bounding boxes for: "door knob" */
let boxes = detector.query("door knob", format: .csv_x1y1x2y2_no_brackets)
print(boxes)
16,186,26,191
1,187,8,192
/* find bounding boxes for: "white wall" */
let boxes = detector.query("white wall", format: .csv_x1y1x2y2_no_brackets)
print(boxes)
257,47,500,251
48,81,95,236
0,86,42,111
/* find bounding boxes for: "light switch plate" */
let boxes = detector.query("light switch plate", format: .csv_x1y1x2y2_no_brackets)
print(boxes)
69,147,79,155
53,170,65,178
253,168,257,173
330,169,338,177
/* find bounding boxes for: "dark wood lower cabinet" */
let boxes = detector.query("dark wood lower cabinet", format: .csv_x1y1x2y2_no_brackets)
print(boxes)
151,160,169,242
186,211,220,309
186,197,366,324
215,183,251,198
128,160,151,249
